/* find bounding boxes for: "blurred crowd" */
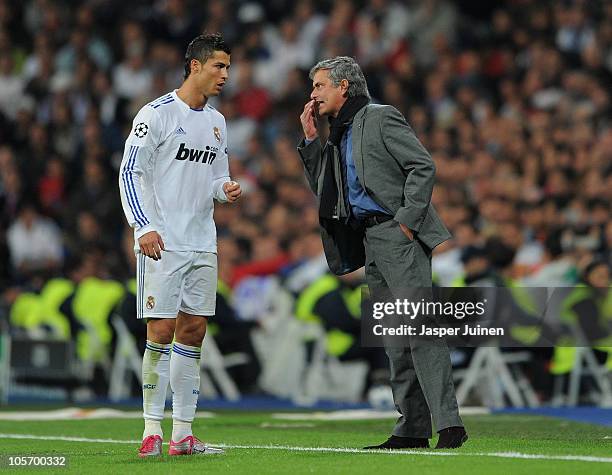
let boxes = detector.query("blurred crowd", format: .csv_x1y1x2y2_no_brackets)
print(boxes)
0,0,611,307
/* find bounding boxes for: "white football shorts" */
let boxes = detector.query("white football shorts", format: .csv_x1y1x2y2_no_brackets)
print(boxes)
136,250,217,319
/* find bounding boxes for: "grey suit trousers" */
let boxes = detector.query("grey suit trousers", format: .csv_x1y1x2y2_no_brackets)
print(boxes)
364,219,463,437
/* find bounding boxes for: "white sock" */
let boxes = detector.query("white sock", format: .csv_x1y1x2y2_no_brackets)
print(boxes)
172,420,192,442
143,419,163,439
170,341,201,441
142,340,171,439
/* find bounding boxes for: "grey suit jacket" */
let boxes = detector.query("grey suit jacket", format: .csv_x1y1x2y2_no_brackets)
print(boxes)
298,103,451,275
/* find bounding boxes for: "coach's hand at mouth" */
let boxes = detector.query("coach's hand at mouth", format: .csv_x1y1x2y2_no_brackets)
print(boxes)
223,181,242,202
300,99,318,141
138,231,165,261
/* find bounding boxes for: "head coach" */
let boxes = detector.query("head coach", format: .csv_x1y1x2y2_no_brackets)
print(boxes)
297,56,467,449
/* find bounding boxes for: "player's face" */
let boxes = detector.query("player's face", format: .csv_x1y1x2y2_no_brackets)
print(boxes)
193,50,230,97
310,69,348,118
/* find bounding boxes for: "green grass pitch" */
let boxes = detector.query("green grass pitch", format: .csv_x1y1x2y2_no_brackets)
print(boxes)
0,410,611,474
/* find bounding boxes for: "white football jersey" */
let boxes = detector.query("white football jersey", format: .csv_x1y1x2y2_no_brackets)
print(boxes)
119,90,230,252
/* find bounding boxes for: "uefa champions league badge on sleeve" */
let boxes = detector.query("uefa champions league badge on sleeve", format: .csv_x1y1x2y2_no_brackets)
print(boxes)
134,122,149,138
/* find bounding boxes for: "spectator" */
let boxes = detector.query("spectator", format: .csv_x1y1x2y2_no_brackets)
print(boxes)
112,22,151,100
54,27,112,74
112,53,152,100
220,98,257,160
66,158,120,230
0,55,24,120
37,157,65,218
6,201,63,278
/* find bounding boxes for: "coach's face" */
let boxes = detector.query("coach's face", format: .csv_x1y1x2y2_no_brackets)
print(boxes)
310,69,348,118
192,50,230,98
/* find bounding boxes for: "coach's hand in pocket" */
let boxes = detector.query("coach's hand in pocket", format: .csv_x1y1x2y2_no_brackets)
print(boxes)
399,223,414,242
138,231,165,261
223,181,242,202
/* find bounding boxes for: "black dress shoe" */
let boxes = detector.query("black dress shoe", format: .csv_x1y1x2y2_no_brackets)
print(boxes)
363,435,430,450
435,426,468,449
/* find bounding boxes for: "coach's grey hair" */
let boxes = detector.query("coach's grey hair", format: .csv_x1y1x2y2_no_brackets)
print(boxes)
309,56,371,99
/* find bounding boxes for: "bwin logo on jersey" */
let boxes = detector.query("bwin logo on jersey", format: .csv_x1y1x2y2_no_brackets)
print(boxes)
174,143,218,164
143,384,157,390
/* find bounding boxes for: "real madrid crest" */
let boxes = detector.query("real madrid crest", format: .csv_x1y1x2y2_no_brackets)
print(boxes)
213,126,221,142
146,296,155,310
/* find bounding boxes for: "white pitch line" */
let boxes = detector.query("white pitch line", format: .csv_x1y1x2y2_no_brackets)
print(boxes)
272,407,490,421
0,434,611,464
0,434,141,444
0,409,215,421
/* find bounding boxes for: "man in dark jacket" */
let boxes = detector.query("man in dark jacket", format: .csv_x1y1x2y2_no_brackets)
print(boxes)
297,56,466,449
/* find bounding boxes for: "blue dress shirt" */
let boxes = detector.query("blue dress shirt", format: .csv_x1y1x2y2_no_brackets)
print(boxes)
341,126,389,219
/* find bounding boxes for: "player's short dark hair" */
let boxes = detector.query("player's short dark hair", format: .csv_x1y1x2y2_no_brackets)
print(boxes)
184,33,231,80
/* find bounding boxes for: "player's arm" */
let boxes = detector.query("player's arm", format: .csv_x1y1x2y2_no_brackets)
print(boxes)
212,121,241,203
118,106,165,260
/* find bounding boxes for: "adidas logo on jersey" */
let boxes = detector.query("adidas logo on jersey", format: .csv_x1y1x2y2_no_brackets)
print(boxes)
174,126,187,135
174,143,218,164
